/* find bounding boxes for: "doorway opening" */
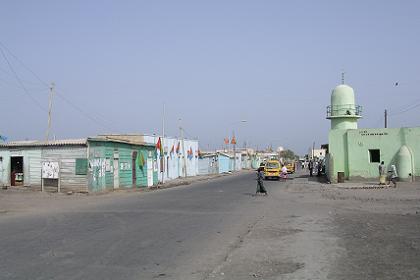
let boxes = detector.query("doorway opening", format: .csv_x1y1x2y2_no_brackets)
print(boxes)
11,156,24,186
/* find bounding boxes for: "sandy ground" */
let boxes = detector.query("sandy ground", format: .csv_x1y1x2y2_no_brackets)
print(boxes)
204,174,420,280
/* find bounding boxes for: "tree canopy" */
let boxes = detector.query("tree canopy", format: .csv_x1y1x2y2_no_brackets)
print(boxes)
279,149,297,160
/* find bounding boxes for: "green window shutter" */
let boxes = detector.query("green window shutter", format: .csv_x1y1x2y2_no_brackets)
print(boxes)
75,158,88,175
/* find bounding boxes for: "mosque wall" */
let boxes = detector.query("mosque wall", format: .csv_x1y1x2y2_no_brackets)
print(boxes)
328,129,349,182
329,127,420,182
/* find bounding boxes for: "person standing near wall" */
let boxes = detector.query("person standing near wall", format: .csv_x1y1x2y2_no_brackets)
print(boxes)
388,164,398,187
308,160,314,177
378,161,386,185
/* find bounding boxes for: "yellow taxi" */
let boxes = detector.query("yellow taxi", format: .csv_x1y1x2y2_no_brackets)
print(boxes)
285,161,295,174
264,160,281,180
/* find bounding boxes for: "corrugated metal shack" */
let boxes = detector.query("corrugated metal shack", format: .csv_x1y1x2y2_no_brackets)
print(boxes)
198,153,218,175
229,152,242,172
0,138,157,192
241,152,252,169
217,152,232,174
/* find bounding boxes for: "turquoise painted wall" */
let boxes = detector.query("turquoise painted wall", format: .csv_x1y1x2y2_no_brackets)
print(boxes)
218,154,230,173
329,127,420,182
88,141,157,192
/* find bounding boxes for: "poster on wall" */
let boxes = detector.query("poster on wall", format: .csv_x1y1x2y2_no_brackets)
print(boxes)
105,158,111,172
42,161,59,179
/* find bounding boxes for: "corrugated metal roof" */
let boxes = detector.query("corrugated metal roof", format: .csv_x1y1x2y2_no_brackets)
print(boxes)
199,152,217,158
0,139,88,148
0,137,156,148
91,136,155,147
217,152,233,158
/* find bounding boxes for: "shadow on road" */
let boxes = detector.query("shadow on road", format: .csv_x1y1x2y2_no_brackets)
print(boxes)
293,174,329,183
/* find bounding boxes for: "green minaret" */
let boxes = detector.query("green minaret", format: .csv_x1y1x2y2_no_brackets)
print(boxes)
327,83,362,130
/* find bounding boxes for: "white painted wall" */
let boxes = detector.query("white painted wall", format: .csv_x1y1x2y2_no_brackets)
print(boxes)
142,135,199,182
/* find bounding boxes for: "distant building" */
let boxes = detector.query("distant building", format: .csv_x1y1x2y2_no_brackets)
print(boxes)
326,84,420,183
308,148,327,160
198,153,218,175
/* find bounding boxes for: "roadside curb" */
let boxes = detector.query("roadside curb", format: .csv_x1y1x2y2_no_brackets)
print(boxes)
0,170,254,197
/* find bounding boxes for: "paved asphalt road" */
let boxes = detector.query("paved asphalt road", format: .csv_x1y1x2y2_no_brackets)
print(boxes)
1,171,420,280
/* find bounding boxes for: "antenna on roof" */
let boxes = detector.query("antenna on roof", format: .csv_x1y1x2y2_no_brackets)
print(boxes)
341,71,345,85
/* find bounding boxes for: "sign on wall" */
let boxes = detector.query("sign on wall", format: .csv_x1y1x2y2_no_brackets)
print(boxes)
42,161,59,179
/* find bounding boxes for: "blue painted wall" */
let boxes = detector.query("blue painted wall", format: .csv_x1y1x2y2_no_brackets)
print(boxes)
218,154,230,174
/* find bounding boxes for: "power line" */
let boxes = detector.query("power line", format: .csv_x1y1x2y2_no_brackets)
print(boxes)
389,101,420,116
0,65,49,88
0,41,49,88
0,74,48,91
54,89,116,131
182,126,198,140
0,45,47,112
0,41,118,132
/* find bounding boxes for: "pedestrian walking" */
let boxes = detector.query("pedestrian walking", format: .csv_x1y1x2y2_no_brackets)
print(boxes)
378,161,386,185
316,160,322,177
387,164,398,187
256,167,267,195
308,160,314,177
281,164,288,179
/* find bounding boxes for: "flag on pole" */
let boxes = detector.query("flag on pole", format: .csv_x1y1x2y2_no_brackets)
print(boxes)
176,141,181,154
170,144,175,154
231,136,236,145
156,137,163,155
224,137,229,144
187,147,193,159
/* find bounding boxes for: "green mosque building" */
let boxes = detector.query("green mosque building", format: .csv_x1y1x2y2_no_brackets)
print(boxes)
326,83,420,183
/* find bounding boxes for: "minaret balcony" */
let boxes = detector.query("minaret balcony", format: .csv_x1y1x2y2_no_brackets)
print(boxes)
327,104,362,119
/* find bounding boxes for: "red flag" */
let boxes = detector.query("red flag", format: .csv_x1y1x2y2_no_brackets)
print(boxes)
156,137,163,154
224,137,229,144
231,136,236,145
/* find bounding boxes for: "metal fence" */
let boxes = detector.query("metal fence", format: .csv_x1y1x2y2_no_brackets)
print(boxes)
326,104,362,117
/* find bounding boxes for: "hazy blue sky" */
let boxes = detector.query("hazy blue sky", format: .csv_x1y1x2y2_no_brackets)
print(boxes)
1,0,419,155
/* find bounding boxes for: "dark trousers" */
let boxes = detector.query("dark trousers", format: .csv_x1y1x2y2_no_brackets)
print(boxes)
309,168,313,177
257,180,267,194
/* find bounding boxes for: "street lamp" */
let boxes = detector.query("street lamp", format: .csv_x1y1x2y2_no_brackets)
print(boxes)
231,120,247,172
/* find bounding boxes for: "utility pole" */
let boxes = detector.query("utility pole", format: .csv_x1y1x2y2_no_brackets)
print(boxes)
45,82,55,142
312,141,315,160
179,120,187,177
161,103,165,184
384,109,388,128
232,130,236,172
